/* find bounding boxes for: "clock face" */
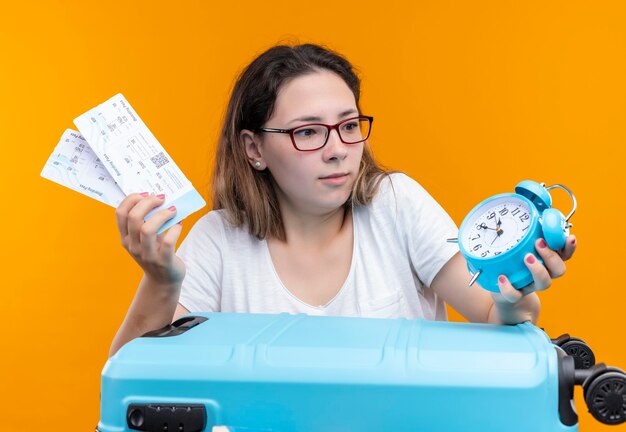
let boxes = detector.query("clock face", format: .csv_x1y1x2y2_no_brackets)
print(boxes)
462,196,533,258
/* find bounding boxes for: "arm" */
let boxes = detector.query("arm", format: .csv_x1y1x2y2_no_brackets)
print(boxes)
430,236,577,325
109,278,190,357
108,193,188,357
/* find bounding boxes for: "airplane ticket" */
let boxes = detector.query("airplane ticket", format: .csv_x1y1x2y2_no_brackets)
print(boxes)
41,93,206,233
41,129,126,207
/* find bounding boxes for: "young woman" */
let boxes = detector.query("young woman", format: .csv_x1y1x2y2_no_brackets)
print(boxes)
109,44,576,357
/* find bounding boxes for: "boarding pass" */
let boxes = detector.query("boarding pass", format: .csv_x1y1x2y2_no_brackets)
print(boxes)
41,93,206,233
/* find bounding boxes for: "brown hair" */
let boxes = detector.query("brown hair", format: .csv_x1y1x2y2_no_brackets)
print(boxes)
212,43,388,240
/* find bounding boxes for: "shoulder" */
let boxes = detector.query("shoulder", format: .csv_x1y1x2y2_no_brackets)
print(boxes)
368,172,432,211
377,172,428,197
185,209,228,238
361,172,456,231
183,208,262,249
191,209,256,234
179,209,239,249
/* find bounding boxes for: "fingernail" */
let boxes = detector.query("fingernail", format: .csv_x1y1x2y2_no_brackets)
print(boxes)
538,238,547,249
177,221,183,225
498,275,506,284
526,255,536,264
157,194,166,199
140,192,149,197
168,206,176,211
570,238,576,246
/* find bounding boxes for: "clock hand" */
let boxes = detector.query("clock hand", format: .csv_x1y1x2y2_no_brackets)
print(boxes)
496,217,504,235
477,222,497,231
490,232,500,245
490,216,505,245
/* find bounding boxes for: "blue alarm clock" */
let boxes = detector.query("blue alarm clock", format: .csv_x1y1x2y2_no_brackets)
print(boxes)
448,181,577,292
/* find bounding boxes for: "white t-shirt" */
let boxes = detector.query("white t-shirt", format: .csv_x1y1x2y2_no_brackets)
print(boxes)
177,173,459,320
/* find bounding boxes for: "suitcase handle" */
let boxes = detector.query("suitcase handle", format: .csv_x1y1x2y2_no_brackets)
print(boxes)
141,315,209,338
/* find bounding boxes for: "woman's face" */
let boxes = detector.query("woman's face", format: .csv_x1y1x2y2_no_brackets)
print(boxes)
256,70,365,216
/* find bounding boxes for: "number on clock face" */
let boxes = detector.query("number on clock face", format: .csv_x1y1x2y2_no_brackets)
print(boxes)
462,197,532,258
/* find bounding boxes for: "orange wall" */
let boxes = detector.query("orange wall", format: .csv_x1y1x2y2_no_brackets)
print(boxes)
1,1,625,430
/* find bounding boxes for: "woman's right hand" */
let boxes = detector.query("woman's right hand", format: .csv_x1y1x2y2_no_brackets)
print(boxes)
115,193,186,287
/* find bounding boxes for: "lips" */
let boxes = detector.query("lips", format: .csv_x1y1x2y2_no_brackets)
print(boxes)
320,172,348,179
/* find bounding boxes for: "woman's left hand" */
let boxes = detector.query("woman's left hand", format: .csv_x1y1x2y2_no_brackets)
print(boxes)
490,235,577,320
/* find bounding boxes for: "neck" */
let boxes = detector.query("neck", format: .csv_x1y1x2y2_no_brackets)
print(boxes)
275,202,351,251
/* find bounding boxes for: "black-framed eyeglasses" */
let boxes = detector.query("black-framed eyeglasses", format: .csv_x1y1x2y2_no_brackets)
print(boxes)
254,116,374,151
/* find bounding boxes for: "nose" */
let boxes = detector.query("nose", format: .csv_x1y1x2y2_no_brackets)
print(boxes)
322,128,348,162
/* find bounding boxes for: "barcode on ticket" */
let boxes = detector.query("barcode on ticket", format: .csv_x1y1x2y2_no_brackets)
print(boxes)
151,152,170,169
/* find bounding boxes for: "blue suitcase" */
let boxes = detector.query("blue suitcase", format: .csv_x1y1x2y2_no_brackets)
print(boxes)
97,313,626,431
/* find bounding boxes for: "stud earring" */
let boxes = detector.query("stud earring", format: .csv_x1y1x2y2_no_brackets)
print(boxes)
255,161,261,168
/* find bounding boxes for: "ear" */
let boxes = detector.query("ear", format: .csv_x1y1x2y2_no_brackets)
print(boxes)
241,129,266,170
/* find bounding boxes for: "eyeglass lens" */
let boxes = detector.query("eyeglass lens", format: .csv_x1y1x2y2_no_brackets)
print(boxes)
292,118,371,150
